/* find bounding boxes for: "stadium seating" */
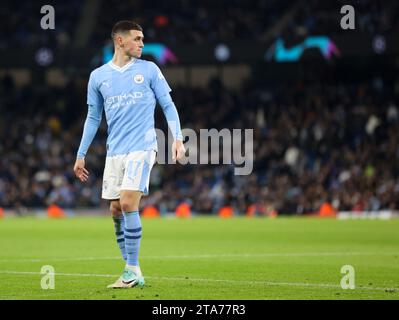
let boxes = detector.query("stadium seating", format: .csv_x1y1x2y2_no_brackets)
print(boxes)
1,0,398,215
1,72,398,214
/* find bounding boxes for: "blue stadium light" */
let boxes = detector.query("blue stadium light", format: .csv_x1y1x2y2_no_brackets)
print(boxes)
372,35,386,54
35,48,54,66
214,44,230,62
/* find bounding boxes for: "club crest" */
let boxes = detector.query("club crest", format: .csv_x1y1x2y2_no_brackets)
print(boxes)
134,74,144,84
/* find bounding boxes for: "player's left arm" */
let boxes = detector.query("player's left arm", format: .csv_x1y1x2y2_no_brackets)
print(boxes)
158,93,185,161
150,62,185,161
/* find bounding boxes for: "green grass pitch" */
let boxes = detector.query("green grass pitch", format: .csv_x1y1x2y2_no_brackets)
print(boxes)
0,216,398,300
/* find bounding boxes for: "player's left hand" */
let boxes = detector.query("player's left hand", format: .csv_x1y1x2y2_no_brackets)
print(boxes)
73,158,89,182
172,140,186,162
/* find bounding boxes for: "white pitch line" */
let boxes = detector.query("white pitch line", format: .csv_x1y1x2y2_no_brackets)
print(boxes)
143,252,399,259
0,270,116,278
0,270,397,293
0,257,121,263
0,252,397,263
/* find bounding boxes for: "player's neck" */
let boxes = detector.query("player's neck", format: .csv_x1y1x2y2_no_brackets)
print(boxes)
112,52,135,68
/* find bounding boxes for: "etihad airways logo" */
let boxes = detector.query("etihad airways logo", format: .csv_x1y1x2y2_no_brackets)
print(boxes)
105,92,143,110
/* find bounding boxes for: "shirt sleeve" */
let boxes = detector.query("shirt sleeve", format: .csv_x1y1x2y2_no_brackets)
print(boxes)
87,71,103,106
76,104,103,159
149,62,172,99
77,71,104,159
158,93,183,141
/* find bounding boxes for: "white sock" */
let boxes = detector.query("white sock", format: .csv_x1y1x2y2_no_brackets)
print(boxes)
126,264,142,277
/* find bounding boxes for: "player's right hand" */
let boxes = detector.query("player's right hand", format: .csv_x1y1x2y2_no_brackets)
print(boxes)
74,158,89,182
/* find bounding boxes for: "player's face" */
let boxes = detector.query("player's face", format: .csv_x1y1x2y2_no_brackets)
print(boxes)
123,30,144,58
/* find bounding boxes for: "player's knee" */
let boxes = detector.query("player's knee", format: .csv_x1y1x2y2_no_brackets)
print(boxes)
120,191,141,212
109,202,122,218
120,201,138,213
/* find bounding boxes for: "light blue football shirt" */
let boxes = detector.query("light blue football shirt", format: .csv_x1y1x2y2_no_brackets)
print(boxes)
78,58,182,157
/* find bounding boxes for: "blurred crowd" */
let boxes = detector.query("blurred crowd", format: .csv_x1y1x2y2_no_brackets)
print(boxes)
1,0,398,52
92,0,292,45
1,70,398,214
0,0,82,50
91,0,399,46
285,0,399,37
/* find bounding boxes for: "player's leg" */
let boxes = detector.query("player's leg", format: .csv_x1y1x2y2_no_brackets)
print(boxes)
102,155,127,262
108,198,142,289
110,200,127,262
115,150,156,288
120,190,143,269
118,190,145,287
102,155,132,288
108,190,144,289
106,200,128,289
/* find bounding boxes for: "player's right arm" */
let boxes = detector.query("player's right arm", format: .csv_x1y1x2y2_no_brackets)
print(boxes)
74,71,104,182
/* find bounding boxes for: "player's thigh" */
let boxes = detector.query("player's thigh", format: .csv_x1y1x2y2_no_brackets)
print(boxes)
120,190,143,212
102,155,124,200
120,150,156,196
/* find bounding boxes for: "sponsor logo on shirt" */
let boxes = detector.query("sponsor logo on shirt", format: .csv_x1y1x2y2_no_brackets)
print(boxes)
105,92,144,109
